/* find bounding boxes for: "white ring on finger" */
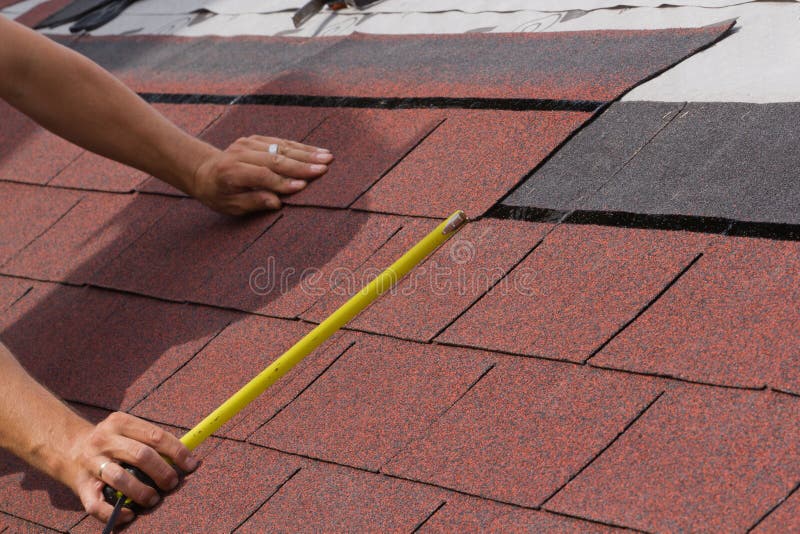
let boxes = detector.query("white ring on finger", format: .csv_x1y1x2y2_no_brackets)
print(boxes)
268,143,279,155
98,460,114,479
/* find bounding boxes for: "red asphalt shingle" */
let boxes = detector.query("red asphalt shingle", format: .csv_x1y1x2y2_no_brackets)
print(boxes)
237,463,444,533
419,495,620,533
0,276,32,313
305,218,551,342
91,198,278,302
66,35,342,95
752,489,800,534
132,315,352,440
51,104,225,193
437,224,713,362
0,182,80,266
250,334,493,471
286,108,444,208
194,207,404,317
262,25,733,100
383,357,662,507
0,101,83,184
71,440,303,533
353,110,590,217
3,192,173,284
546,387,800,533
592,235,800,394
1,284,234,410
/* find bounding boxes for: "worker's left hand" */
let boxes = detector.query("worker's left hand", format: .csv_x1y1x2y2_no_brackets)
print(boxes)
190,136,333,216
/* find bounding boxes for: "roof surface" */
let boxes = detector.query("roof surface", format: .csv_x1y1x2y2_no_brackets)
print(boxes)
0,4,797,534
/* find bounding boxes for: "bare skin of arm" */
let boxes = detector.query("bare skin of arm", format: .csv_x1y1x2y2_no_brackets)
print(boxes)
0,17,334,526
0,16,333,214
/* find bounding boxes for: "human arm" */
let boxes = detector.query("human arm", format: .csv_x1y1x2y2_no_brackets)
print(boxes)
0,17,332,214
0,341,197,525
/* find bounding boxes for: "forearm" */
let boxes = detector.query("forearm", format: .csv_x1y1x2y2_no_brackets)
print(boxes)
0,19,216,193
0,342,90,485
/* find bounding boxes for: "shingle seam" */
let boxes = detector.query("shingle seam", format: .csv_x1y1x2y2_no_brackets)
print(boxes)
0,193,83,270
230,467,303,534
411,500,447,533
138,93,605,113
343,117,447,210
0,510,64,533
294,224,405,318
747,481,800,533
584,253,704,364
233,439,646,532
575,101,688,204
45,146,92,187
432,337,772,395
241,340,356,441
126,320,235,414
539,391,666,510
427,230,551,343
378,364,496,473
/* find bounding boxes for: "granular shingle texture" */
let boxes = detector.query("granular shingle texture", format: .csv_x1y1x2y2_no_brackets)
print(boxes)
195,207,404,317
0,182,80,266
420,496,620,533
91,198,278,301
579,103,800,225
52,104,224,193
503,101,684,210
0,24,760,533
438,224,712,362
325,218,551,342
132,315,352,440
66,35,341,94
250,335,493,471
383,357,662,507
1,285,234,410
286,108,444,208
547,387,800,533
353,110,590,217
0,101,83,184
237,463,445,534
593,236,800,393
3,192,173,284
752,489,800,534
262,24,733,100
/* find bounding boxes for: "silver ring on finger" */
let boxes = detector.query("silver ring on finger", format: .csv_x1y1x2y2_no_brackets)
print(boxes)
268,143,279,155
98,460,114,479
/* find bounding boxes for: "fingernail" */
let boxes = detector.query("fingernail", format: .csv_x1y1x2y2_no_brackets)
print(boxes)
148,494,160,507
311,164,327,172
290,179,307,189
315,152,332,162
168,477,179,490
315,147,331,153
186,456,199,471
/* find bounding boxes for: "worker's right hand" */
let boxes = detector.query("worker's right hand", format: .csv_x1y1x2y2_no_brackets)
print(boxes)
190,135,333,216
64,412,199,525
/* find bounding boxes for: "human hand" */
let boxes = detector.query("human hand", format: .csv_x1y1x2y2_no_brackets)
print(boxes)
64,412,198,526
190,135,333,215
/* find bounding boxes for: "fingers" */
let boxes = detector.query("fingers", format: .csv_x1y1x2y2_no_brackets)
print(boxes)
251,136,331,158
98,460,160,508
106,413,197,474
232,162,311,196
238,149,329,182
80,478,135,526
228,190,283,214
